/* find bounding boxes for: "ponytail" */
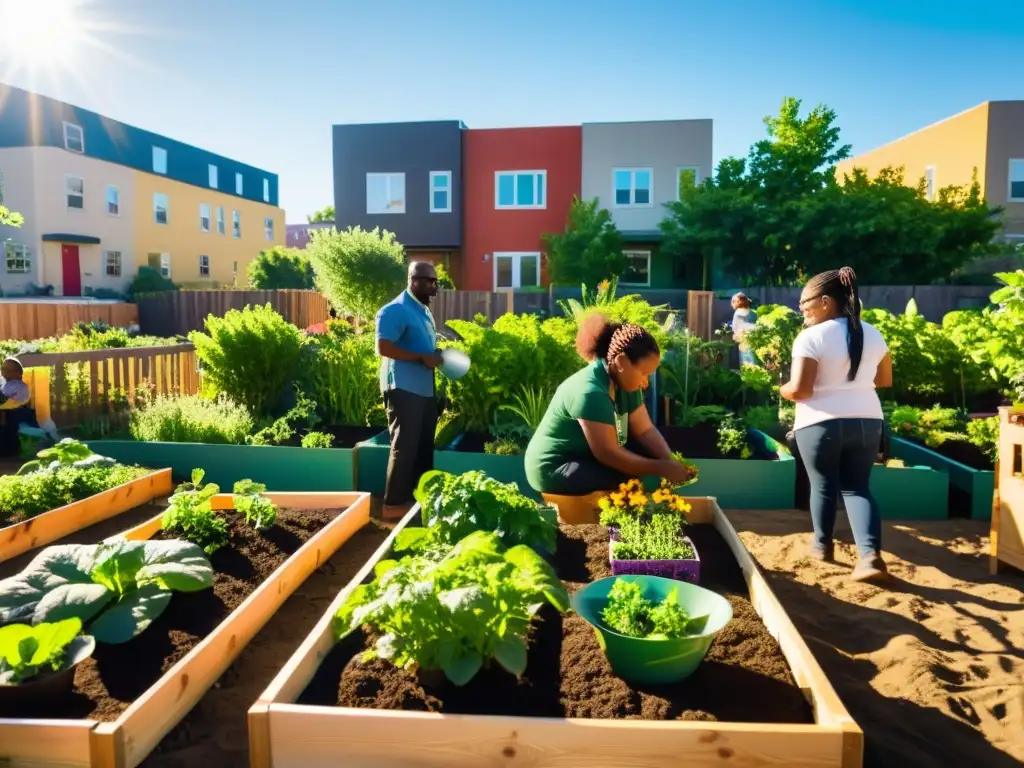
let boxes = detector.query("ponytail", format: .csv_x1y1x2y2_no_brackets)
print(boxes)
805,266,864,380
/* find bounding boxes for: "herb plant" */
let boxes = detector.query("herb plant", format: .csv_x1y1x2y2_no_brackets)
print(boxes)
414,470,558,554
162,469,229,554
333,531,569,685
0,617,92,684
612,514,695,561
232,479,278,531
0,539,213,644
301,431,334,448
716,414,753,459
600,579,708,640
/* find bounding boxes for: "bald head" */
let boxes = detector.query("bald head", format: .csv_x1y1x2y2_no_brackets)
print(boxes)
407,261,439,304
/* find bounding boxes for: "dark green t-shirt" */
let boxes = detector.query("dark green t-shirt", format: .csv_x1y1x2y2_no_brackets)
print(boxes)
525,360,644,493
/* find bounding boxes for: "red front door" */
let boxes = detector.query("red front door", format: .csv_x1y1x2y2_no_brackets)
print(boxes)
61,244,81,296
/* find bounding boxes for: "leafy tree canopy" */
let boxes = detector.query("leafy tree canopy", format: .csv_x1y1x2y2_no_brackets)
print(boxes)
542,197,626,287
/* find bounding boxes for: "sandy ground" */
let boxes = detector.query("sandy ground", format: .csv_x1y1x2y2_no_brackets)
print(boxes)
727,509,1024,768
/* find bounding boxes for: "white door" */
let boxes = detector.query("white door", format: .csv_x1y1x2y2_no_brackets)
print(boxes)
493,252,540,289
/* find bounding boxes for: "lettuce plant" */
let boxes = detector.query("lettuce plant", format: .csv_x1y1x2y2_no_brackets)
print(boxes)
333,530,569,686
232,479,278,531
0,539,213,644
0,617,94,684
162,469,229,554
600,579,707,640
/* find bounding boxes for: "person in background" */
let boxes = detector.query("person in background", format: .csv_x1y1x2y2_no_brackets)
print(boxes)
730,292,758,366
780,267,893,582
524,313,694,496
0,357,36,456
375,261,443,520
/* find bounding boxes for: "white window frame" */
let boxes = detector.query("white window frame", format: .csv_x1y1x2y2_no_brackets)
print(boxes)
217,206,225,234
675,166,700,200
209,164,218,189
925,165,936,201
493,251,541,289
4,241,32,274
199,254,210,277
160,253,171,278
263,178,270,202
494,170,546,210
366,172,406,214
199,203,211,233
264,216,274,241
106,184,120,216
232,210,240,238
63,121,84,153
1008,159,1024,203
152,146,168,175
613,167,654,208
620,250,652,287
103,250,122,277
154,192,169,224
65,174,85,210
429,170,452,213
235,173,243,195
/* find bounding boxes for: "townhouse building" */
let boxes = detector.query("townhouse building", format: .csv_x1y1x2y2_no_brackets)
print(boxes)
285,221,332,249
0,83,285,296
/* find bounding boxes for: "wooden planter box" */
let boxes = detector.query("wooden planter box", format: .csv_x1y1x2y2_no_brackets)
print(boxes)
246,498,863,768
991,406,1024,574
85,440,356,491
0,490,372,768
0,468,172,563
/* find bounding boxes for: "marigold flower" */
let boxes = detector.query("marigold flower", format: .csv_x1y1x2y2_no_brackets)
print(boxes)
628,492,647,507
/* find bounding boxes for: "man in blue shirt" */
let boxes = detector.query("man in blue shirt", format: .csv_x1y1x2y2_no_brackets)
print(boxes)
376,261,443,519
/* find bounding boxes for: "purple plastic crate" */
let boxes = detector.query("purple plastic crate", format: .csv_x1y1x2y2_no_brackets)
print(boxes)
608,534,701,584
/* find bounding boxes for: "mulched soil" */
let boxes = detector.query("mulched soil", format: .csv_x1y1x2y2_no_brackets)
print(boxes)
3,507,346,722
300,522,813,724
908,436,993,471
661,423,774,461
454,430,495,453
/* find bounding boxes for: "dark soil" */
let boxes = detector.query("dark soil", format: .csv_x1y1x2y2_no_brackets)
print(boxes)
660,423,774,461
909,436,993,471
2,507,342,722
299,523,813,724
281,424,381,449
453,430,493,453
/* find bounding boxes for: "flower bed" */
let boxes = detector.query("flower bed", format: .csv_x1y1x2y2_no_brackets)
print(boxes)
0,488,372,768
245,496,862,768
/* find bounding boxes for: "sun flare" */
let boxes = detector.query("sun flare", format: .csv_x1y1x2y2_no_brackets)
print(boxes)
0,0,84,68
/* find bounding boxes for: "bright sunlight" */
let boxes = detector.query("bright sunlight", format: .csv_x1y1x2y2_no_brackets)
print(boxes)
0,0,85,68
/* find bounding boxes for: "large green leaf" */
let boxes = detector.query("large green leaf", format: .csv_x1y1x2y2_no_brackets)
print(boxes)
492,635,528,677
33,583,113,625
89,585,173,644
136,540,214,592
90,540,146,597
439,643,482,686
0,544,100,624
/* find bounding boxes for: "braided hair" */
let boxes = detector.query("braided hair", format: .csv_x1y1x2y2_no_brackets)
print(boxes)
575,312,660,366
804,266,863,380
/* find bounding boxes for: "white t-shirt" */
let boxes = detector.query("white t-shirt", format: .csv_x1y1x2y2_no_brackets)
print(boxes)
790,318,887,431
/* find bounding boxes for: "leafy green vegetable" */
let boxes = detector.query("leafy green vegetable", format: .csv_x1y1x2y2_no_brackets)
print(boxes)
716,414,753,459
612,514,696,561
414,470,558,554
0,617,93,684
231,478,278,531
599,579,707,639
0,538,213,644
333,530,569,686
162,469,229,554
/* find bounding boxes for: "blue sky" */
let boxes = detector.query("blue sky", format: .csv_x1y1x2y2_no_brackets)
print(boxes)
2,0,1021,223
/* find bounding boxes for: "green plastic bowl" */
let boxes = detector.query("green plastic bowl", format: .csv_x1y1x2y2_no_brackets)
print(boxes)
572,574,733,685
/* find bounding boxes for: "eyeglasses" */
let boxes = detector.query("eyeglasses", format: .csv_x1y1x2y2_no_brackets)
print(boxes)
798,294,822,309
412,276,437,284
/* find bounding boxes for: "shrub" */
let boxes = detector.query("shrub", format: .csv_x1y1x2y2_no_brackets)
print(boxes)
189,303,303,416
298,331,381,427
127,266,178,299
248,246,315,289
129,394,254,444
301,431,334,448
306,226,406,322
436,263,456,289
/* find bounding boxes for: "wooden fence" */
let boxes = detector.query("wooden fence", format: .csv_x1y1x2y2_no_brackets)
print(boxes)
19,343,199,429
137,290,330,336
0,302,138,341
432,290,513,333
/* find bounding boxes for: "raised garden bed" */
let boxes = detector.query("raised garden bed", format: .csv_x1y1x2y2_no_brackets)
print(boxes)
0,468,172,564
435,433,534,498
84,440,356,492
0,490,372,768
275,425,381,449
353,429,392,497
246,497,863,768
890,436,994,521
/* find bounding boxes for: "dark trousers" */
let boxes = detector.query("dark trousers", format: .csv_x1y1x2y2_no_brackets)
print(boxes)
544,438,654,496
794,418,883,558
383,389,438,506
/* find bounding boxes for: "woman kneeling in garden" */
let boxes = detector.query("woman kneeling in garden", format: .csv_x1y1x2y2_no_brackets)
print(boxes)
524,313,693,496
780,267,893,583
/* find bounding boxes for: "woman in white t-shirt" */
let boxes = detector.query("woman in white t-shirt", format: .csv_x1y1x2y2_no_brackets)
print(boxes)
780,267,893,582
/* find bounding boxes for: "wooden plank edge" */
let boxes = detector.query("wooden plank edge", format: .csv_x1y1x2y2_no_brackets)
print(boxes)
247,701,273,768
0,718,96,767
0,468,172,563
107,492,371,768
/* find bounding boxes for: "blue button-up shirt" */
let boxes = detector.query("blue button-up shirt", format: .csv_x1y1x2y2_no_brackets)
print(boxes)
375,290,437,397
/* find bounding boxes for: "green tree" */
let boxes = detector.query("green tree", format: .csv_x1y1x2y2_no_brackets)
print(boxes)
308,206,335,224
0,205,23,227
542,197,626,286
247,246,315,289
306,226,406,322
436,262,456,289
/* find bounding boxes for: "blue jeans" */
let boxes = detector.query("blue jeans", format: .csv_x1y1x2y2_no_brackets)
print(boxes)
794,418,882,558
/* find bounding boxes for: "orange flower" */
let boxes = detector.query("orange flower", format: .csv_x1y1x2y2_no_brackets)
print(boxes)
628,492,648,507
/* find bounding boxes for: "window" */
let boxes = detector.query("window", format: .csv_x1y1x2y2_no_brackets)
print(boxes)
152,146,167,175
4,242,31,274
366,172,406,214
148,252,171,278
199,255,210,277
925,166,936,200
614,168,653,207
63,122,84,153
209,164,218,189
430,171,452,213
200,203,211,232
106,185,120,215
154,192,169,224
495,171,546,209
264,217,274,241
232,210,240,238
65,175,84,209
263,178,270,202
620,250,651,286
235,173,243,195
103,250,122,277
1009,159,1024,202
493,252,540,289
217,206,225,234
676,167,699,199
